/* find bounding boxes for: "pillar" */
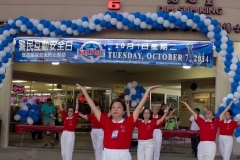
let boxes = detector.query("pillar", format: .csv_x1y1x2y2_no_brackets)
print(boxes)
0,58,12,147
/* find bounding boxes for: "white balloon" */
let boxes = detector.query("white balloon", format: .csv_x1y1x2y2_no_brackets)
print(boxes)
220,103,226,107
0,35,6,41
230,64,237,71
151,13,158,21
128,14,135,22
27,99,34,105
60,25,67,31
97,13,104,20
232,51,239,57
236,114,240,121
199,14,206,21
104,15,111,22
2,63,9,69
22,105,28,111
127,82,133,89
207,32,215,39
237,86,240,92
163,20,170,28
136,98,140,103
169,12,175,16
140,22,147,29
20,102,25,108
208,25,214,31
95,25,102,32
82,21,89,28
229,78,234,83
123,25,129,30
174,11,182,19
0,67,5,74
66,28,73,34
221,57,226,62
123,12,129,18
180,15,188,22
221,30,227,36
92,15,98,21
222,97,228,105
220,43,228,50
43,28,50,35
228,71,236,78
14,114,21,121
219,50,227,57
231,57,238,64
0,51,6,57
234,92,240,99
54,21,61,28
147,25,152,30
20,25,27,32
110,18,118,25
15,20,23,27
27,117,34,125
157,17,164,24
210,38,215,43
131,101,137,107
50,31,56,37
10,28,17,35
3,30,10,37
236,137,240,143
192,23,198,29
130,88,136,95
124,95,130,101
186,19,193,27
204,19,211,26
116,22,123,29
227,94,234,99
51,21,56,25
37,24,44,31
0,83,3,89
169,23,175,28
33,20,39,27
132,81,138,87
134,18,141,25
73,30,79,36
146,12,152,18
8,19,14,24
27,29,33,35
221,36,228,43
88,22,96,30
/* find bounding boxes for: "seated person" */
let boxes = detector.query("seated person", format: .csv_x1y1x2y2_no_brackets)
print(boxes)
164,108,181,130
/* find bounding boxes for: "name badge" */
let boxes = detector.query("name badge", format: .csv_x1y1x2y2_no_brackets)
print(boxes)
111,130,118,139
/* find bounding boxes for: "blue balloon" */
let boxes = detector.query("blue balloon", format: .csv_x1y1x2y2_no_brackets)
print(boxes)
55,28,62,35
1,40,8,47
38,31,44,37
214,34,222,40
135,86,141,92
152,21,158,28
227,47,234,53
11,22,17,29
82,17,89,22
4,24,11,30
61,20,66,24
32,116,39,122
122,18,130,25
158,24,164,30
94,19,100,25
226,53,233,60
104,11,111,15
135,25,141,31
180,23,187,29
6,53,12,58
22,17,29,24
48,24,56,31
214,40,221,47
0,62,2,67
187,12,194,19
106,22,112,29
215,112,220,118
200,27,208,35
43,21,50,28
100,20,107,27
65,20,72,27
0,78,2,83
2,56,8,63
34,110,40,116
16,110,20,115
213,26,221,33
0,74,5,79
141,88,146,93
233,108,239,115
235,103,240,110
197,21,205,29
168,16,176,23
226,98,233,105
31,105,38,110
174,19,182,27
71,23,78,30
128,22,135,29
20,117,27,123
227,40,233,46
237,126,240,133
77,26,84,33
124,88,130,95
7,36,14,43
211,19,218,26
232,82,238,89
234,75,240,82
40,19,45,24
193,16,200,23
215,47,221,53
26,103,32,110
111,12,117,18
26,21,33,29
162,13,169,20
131,95,137,100
145,18,152,24
28,111,34,117
140,14,147,21
181,11,188,15
31,27,38,33
235,131,240,137
218,106,225,113
116,14,123,21
135,12,141,18
236,69,240,75
224,60,232,67
62,31,68,37
136,92,142,98
84,28,91,34
19,110,28,117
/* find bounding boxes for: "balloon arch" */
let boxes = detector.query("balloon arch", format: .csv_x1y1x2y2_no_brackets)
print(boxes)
2,10,240,141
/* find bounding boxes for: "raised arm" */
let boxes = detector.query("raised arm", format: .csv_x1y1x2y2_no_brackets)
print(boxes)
76,84,101,121
180,101,198,120
126,101,131,117
79,113,88,120
58,96,63,110
75,94,80,112
157,106,170,125
133,85,162,122
219,99,236,121
165,108,177,121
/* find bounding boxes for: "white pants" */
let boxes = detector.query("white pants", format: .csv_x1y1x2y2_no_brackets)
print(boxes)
153,129,162,160
137,139,154,160
102,148,131,160
61,131,75,160
197,141,216,160
91,129,104,160
219,135,233,160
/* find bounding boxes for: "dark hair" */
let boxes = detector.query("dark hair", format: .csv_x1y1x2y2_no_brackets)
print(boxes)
109,99,126,111
194,108,200,113
160,102,166,109
140,108,153,120
169,108,173,111
46,98,52,102
67,107,75,112
227,110,233,116
94,102,102,108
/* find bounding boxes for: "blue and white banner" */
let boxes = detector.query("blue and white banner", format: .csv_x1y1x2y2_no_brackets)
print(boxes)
14,37,214,68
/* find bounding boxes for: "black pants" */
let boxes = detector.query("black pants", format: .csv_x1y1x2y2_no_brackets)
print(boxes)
191,135,200,158
32,131,43,139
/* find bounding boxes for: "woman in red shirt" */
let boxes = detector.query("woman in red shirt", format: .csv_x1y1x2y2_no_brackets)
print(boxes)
136,107,175,160
59,95,79,160
79,103,110,160
76,83,162,160
180,100,234,160
218,100,239,160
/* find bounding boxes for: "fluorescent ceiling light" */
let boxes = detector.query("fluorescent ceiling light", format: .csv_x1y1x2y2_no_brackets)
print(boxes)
45,84,57,86
26,90,37,92
183,66,191,69
12,80,27,83
25,86,31,88
52,62,59,65
48,89,62,91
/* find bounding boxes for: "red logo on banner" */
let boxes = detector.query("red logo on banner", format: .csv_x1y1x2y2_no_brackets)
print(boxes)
108,0,120,10
13,85,25,93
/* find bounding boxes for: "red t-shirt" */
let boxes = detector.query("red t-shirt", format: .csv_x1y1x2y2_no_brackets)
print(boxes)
87,114,102,129
195,115,220,141
60,110,79,132
153,115,165,129
135,119,157,140
100,113,135,149
219,120,238,136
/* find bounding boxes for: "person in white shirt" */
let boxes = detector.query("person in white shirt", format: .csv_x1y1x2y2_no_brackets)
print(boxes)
189,108,204,157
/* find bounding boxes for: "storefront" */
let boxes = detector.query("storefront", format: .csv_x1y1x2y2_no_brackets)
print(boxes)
0,0,239,155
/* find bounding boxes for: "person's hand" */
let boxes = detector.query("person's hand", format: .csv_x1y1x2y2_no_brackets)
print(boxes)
171,108,177,113
165,105,170,113
180,101,187,105
125,101,130,109
203,107,208,112
146,85,162,92
168,103,172,108
76,84,87,92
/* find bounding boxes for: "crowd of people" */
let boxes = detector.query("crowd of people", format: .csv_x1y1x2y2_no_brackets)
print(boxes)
32,83,240,160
